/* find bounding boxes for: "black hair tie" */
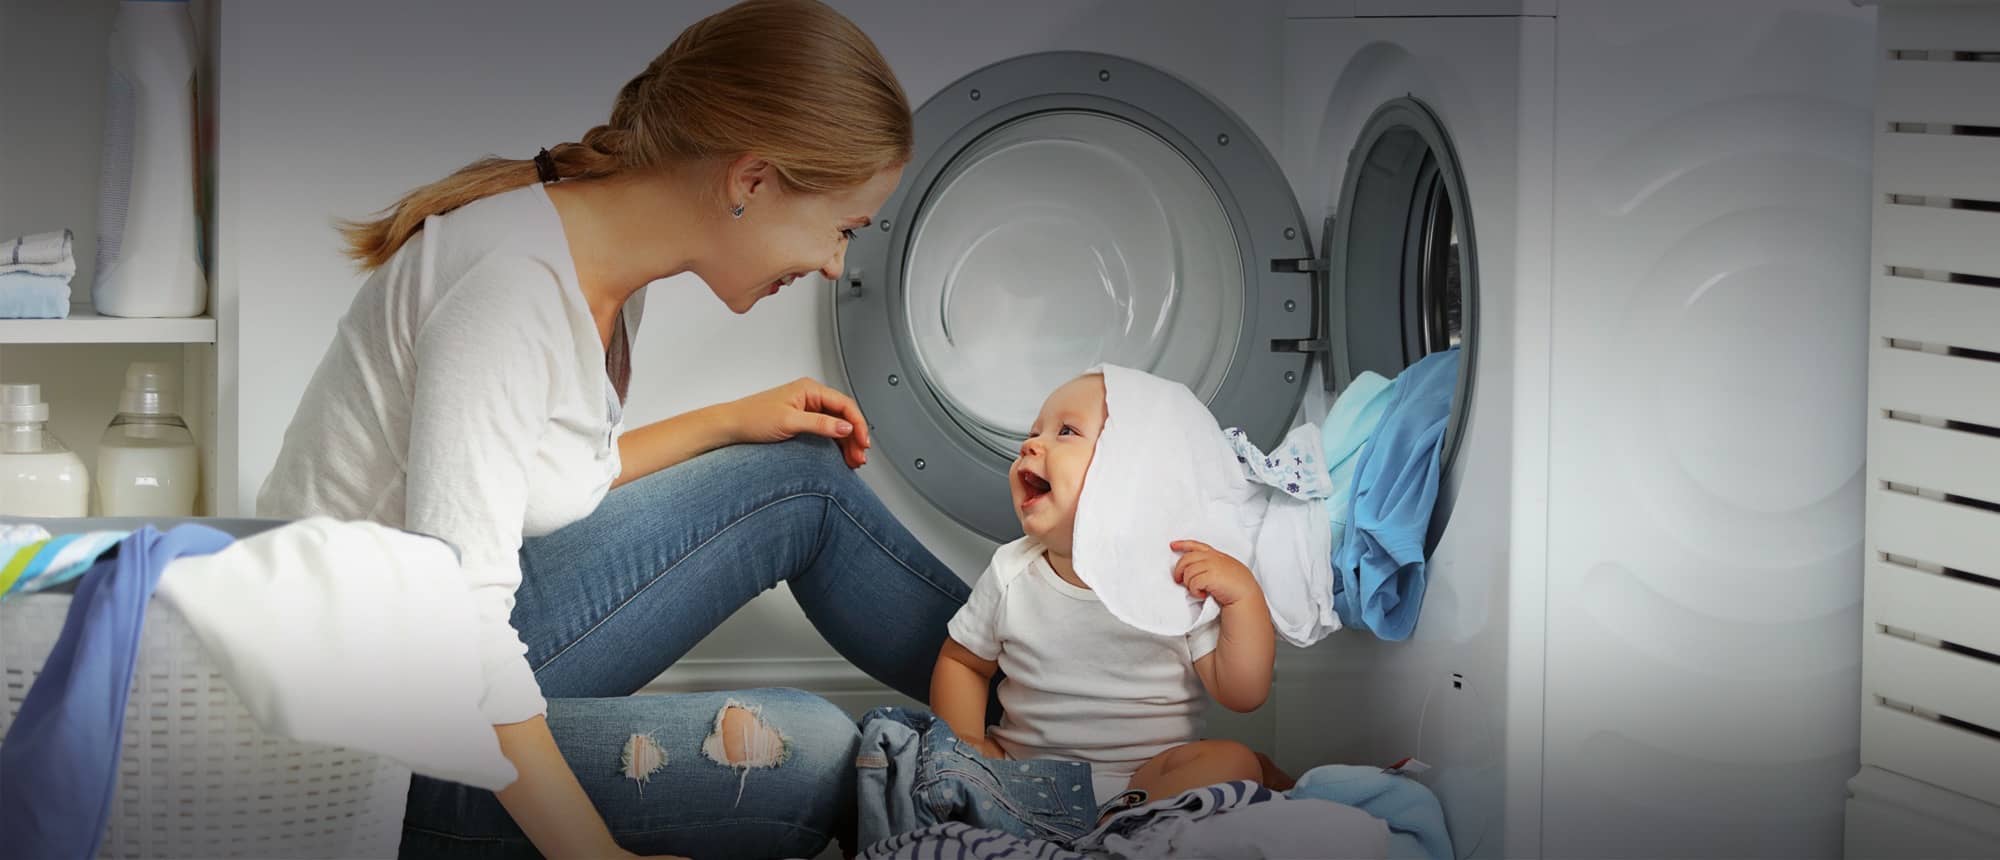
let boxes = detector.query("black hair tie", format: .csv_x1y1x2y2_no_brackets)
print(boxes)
534,148,559,183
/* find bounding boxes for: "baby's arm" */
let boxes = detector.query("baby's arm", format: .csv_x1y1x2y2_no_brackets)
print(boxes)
932,639,1007,758
1172,540,1275,713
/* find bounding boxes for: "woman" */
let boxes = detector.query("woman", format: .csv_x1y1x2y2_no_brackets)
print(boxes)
257,2,970,857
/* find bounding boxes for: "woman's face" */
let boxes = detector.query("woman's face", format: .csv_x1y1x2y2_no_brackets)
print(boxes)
704,162,904,314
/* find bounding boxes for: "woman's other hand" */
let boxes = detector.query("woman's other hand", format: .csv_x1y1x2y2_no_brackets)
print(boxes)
724,377,872,468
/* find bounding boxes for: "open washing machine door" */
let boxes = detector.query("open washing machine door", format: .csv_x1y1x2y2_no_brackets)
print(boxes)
836,51,1476,544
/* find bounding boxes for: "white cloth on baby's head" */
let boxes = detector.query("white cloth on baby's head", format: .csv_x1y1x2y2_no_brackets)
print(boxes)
1071,364,1341,646
1071,365,1255,637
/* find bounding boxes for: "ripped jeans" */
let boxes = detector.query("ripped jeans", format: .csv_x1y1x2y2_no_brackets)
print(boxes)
399,437,975,860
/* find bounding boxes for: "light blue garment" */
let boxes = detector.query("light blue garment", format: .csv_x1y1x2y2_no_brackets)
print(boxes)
0,271,73,319
1288,765,1453,860
1332,349,1459,640
855,706,1097,850
0,525,233,860
1322,371,1398,543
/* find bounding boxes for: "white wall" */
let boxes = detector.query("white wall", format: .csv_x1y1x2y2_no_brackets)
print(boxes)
220,0,1282,724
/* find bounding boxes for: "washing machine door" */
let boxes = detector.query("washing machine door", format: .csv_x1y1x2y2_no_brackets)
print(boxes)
1323,96,1479,552
836,52,1318,541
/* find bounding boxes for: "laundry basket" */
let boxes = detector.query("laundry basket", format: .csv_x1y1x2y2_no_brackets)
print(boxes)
0,519,411,859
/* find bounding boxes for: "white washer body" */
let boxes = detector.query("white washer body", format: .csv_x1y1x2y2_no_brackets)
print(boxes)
1270,2,1873,859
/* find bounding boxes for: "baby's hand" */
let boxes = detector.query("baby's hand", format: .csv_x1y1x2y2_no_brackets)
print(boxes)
1169,540,1263,608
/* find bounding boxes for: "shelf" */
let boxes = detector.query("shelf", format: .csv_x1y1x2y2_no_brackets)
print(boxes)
0,305,217,345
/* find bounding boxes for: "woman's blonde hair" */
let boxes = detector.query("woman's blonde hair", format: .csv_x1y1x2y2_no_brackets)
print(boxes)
340,0,912,270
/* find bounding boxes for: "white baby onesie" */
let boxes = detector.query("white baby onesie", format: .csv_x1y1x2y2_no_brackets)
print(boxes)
947,536,1220,801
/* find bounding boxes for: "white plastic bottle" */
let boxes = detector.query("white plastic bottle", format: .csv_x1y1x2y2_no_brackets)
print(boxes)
97,362,199,517
0,385,91,518
92,0,207,319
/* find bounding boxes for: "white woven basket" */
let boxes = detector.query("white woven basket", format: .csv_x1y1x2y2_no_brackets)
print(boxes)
1,592,411,859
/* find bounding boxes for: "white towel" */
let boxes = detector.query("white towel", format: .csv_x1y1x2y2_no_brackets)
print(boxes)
2,230,76,280
1071,365,1337,648
154,518,517,790
1071,365,1247,636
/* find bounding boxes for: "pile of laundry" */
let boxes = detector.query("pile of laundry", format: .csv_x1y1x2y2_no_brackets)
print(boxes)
855,707,1451,860
1,229,79,318
0,518,514,858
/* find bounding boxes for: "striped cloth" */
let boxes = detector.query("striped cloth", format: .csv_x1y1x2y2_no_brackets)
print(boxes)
0,527,132,600
2,230,77,279
858,822,1090,860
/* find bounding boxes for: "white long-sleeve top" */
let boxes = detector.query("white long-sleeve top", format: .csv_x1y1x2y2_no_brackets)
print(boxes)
259,184,642,726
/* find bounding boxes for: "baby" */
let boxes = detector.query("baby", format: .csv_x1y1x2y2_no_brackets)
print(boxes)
930,371,1284,807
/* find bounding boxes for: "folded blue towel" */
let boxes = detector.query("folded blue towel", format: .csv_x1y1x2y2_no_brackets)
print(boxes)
1332,348,1460,640
0,271,73,319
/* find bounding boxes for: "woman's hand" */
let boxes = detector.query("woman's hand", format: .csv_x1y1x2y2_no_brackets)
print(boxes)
1169,540,1265,609
722,377,872,468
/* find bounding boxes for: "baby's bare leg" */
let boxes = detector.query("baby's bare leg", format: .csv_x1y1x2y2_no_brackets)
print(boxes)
1126,739,1265,801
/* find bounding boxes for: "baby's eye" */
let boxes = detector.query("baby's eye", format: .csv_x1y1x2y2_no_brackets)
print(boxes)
1058,425,1077,436
840,228,858,241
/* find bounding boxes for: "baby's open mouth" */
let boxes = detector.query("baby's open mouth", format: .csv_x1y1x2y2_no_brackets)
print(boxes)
1017,468,1051,507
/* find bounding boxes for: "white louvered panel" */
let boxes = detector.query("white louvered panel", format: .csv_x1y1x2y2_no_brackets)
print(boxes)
1875,132,2000,202
1878,58,2000,126
1871,418,2000,513
1862,703,2000,808
1872,491,2000,582
1873,275,2000,354
1869,562,2000,651
1860,3,2000,834
1866,633,2000,732
1876,204,2000,279
1880,3,2000,53
1871,346,2000,428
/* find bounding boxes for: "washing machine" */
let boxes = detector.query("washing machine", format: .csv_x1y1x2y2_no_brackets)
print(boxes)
833,4,1554,858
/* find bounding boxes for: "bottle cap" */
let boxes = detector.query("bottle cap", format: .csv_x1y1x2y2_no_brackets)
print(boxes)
0,384,49,424
119,362,176,415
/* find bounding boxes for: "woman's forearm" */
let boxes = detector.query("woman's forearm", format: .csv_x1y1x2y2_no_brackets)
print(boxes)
614,404,738,487
494,717,627,859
